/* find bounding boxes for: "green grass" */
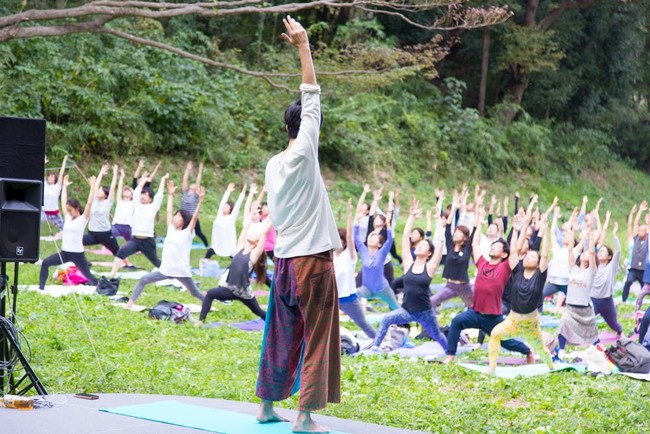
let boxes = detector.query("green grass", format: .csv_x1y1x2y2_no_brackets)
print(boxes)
5,158,650,432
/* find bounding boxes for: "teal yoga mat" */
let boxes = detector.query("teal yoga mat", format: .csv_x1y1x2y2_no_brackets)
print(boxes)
101,400,349,434
458,362,586,379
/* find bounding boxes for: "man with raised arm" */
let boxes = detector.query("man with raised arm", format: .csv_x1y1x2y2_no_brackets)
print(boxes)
442,205,534,365
255,16,341,434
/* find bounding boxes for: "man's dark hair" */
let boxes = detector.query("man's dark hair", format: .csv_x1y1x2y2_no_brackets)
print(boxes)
284,98,324,139
492,238,510,259
141,186,154,200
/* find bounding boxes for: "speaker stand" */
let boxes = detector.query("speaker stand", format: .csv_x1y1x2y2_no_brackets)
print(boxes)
0,262,47,395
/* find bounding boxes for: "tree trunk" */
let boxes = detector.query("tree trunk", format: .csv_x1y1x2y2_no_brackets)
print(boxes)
501,0,539,122
477,27,491,116
498,67,528,123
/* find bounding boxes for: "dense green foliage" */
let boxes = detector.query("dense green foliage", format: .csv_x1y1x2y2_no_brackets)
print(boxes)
1,1,649,177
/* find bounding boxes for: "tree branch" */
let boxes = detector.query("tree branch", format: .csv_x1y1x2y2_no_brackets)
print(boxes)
0,0,510,34
539,0,599,31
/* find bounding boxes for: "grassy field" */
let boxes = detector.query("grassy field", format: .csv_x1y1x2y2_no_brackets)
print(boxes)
4,158,650,432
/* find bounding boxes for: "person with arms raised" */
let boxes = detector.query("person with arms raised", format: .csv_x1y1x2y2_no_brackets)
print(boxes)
443,205,534,365
255,16,341,434
124,180,205,310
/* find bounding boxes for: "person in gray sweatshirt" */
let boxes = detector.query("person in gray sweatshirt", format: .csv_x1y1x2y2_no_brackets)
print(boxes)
590,214,623,336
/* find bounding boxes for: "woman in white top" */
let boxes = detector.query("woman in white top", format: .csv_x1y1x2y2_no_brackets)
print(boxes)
39,174,98,289
82,164,120,255
335,199,375,339
112,167,134,241
125,181,206,310
109,172,168,277
206,182,246,259
42,155,68,233
540,207,577,311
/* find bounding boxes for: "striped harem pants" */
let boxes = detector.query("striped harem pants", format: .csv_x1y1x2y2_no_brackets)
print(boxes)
256,250,341,411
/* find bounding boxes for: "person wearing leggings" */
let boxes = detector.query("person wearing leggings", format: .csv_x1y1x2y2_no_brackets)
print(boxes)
636,252,650,312
110,172,168,277
42,155,68,234
335,199,375,339
355,205,399,310
639,307,650,347
39,174,99,289
371,199,447,351
181,161,209,247
125,180,205,309
429,191,475,309
112,167,134,242
443,206,534,364
590,214,623,335
82,164,120,256
198,214,271,324
488,212,554,375
540,207,579,311
623,202,649,304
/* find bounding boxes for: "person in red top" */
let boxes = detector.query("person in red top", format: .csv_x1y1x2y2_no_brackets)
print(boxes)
443,206,535,364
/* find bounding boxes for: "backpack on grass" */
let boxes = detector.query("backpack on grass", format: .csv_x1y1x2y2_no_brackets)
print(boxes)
606,336,650,374
148,300,191,324
96,277,120,296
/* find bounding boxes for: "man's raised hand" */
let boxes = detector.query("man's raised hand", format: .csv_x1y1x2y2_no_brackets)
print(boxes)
281,15,309,49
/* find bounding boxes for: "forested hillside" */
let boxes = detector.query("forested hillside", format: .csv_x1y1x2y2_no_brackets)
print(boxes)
0,0,649,179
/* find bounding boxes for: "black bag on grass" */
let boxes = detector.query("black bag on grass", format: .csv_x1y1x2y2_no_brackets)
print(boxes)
149,300,191,324
606,336,650,373
96,277,119,296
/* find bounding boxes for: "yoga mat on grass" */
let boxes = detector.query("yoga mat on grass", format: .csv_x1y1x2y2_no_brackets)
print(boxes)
20,284,97,297
540,315,561,328
101,400,349,434
157,242,207,250
598,329,623,344
480,356,528,366
207,318,266,331
362,341,474,360
458,362,586,378
98,270,150,279
618,372,650,382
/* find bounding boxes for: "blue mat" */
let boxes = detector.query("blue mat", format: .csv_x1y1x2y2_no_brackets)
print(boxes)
458,362,586,378
101,400,349,434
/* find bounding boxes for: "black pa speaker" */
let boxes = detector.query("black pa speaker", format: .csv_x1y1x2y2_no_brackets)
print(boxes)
0,179,42,262
0,117,46,182
0,116,46,263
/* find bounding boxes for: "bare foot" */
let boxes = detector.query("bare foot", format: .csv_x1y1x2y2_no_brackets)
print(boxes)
293,411,329,433
257,401,289,423
442,355,455,364
526,350,536,364
124,300,134,310
486,367,496,376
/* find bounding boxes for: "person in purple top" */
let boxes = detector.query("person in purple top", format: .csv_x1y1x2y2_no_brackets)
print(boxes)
355,206,399,310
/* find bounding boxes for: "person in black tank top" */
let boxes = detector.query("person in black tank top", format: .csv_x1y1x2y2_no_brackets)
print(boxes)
198,214,272,324
370,200,448,351
429,191,475,310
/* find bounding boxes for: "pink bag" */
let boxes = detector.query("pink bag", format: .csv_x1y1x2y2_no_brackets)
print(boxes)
56,266,89,285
